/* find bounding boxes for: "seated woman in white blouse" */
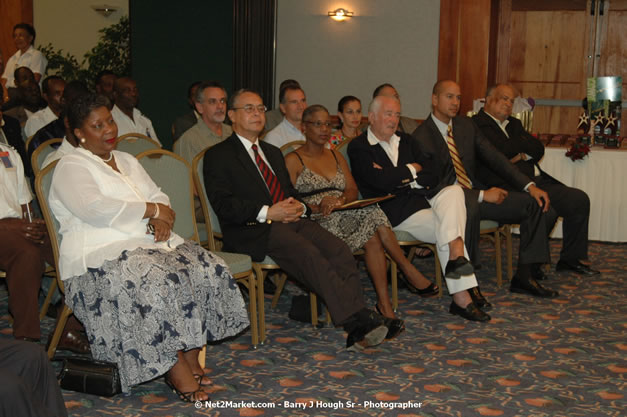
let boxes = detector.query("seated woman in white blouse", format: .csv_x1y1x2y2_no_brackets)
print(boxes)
49,94,250,401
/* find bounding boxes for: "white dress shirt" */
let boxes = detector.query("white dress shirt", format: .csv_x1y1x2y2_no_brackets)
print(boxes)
0,143,32,219
111,105,161,145
366,127,421,188
1,46,48,88
50,147,182,280
263,117,305,148
24,106,57,138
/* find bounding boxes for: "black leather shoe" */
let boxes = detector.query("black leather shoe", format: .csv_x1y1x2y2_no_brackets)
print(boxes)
510,276,559,298
449,301,490,322
344,309,387,351
444,256,474,279
375,305,406,339
531,264,549,281
556,260,600,275
468,287,492,311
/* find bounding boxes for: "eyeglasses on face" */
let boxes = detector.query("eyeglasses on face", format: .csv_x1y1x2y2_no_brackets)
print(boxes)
304,121,333,128
232,105,267,114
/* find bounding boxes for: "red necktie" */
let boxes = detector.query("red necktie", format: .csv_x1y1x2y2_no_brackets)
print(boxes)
252,144,284,204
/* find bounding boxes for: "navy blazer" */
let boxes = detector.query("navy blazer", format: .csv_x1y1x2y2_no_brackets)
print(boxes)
412,115,533,198
1,115,30,176
472,109,556,189
347,131,437,227
204,133,308,261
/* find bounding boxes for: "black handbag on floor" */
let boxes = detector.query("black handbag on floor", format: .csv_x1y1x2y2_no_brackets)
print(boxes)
58,358,121,397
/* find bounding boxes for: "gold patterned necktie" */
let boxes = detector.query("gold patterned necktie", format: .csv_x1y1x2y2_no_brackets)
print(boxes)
446,126,472,189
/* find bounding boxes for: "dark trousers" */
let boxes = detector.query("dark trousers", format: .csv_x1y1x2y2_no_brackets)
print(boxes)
0,338,68,417
535,175,590,262
0,227,53,340
266,219,366,325
464,189,550,267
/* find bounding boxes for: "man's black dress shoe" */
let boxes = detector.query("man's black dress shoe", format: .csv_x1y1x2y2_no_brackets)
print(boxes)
344,309,387,351
510,276,559,298
531,264,549,281
556,260,600,275
449,301,490,322
444,256,474,279
375,305,406,339
468,287,492,311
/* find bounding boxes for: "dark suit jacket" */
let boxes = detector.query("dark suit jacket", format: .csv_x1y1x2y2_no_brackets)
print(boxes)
204,133,308,261
412,115,532,197
472,109,555,189
1,115,30,176
28,118,64,161
347,131,437,227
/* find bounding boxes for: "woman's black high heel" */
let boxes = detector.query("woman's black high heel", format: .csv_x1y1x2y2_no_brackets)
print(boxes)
375,305,405,340
398,273,439,298
165,374,208,403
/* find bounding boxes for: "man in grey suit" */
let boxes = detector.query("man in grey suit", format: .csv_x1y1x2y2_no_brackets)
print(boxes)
412,80,558,300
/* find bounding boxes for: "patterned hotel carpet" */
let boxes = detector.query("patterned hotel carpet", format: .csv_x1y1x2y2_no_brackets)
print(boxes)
1,238,625,417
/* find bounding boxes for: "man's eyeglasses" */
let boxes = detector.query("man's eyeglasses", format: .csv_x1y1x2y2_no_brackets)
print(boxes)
232,105,267,114
304,121,333,128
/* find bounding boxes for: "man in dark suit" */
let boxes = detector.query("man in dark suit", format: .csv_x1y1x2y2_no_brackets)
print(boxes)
1,105,28,173
473,84,598,275
412,80,558,299
348,95,490,322
204,89,387,350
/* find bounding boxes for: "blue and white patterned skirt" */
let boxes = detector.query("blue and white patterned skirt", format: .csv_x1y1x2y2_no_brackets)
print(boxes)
65,240,249,393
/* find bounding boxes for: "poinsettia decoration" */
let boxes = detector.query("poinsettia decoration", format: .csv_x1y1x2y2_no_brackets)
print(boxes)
565,141,590,161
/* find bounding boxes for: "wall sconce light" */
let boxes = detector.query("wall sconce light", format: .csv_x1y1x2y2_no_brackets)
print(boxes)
328,8,354,22
91,4,118,17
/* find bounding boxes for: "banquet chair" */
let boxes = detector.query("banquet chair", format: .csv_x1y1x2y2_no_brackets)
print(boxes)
479,220,513,287
31,138,62,176
279,140,305,156
115,133,161,156
34,160,74,359
190,149,260,348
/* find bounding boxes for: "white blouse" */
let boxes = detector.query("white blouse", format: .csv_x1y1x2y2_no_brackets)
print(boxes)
49,147,183,280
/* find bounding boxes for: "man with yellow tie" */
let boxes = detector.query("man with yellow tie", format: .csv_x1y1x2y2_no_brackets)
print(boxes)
412,80,558,301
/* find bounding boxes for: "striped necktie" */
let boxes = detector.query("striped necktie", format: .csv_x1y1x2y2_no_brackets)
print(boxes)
446,126,472,189
252,144,285,203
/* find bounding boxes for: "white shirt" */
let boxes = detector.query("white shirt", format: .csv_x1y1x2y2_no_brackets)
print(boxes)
1,46,48,88
49,147,182,280
0,143,32,219
24,106,57,138
111,105,161,145
41,137,74,169
366,127,421,188
263,117,305,148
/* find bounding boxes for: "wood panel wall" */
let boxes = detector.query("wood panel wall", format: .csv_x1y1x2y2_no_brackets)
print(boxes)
438,0,496,115
0,0,33,70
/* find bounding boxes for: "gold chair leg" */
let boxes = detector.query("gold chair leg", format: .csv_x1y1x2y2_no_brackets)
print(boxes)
246,271,259,348
495,230,502,287
310,293,318,328
270,273,287,309
47,305,72,359
198,345,206,368
505,226,513,280
39,277,58,320
253,265,266,344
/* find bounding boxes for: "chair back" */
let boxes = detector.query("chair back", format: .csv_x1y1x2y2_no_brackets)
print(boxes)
135,149,199,242
31,138,63,176
191,148,221,251
34,160,64,292
279,140,305,156
335,136,356,172
115,133,161,156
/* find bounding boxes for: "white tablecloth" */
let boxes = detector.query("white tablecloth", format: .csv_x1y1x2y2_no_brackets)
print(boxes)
538,147,627,242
